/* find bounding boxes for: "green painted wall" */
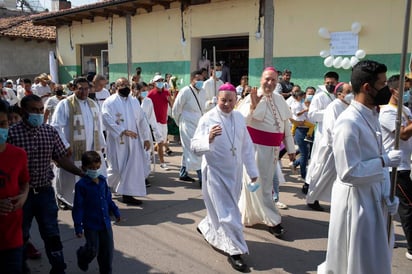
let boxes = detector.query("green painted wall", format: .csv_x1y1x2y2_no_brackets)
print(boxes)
59,54,410,88
59,65,81,84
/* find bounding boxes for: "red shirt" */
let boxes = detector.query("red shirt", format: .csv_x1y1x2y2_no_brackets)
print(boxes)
0,144,30,250
148,88,170,124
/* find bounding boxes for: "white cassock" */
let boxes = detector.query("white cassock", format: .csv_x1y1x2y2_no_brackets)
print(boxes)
172,84,206,172
237,89,295,226
202,77,223,112
318,100,393,274
306,99,348,203
141,97,162,177
102,94,151,196
306,86,335,185
51,97,106,206
191,107,258,255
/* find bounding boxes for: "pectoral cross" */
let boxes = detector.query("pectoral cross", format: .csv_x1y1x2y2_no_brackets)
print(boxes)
115,113,123,125
230,146,237,156
74,119,83,135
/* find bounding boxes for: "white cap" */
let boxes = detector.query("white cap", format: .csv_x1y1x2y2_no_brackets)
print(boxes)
152,75,164,82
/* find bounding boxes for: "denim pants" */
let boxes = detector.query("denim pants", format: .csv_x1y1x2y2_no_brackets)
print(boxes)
0,246,23,274
78,228,114,274
272,168,280,202
293,127,310,179
23,186,66,274
394,170,412,254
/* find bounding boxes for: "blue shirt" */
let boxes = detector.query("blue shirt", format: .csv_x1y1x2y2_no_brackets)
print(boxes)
72,175,120,235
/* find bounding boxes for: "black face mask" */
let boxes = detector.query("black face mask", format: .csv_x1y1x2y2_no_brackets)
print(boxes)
56,90,64,96
371,85,391,106
325,84,336,93
118,87,130,97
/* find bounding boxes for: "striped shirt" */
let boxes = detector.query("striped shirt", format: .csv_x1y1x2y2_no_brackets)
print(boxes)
7,121,67,188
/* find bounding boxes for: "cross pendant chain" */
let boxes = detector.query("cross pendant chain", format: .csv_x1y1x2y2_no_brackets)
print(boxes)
230,146,237,156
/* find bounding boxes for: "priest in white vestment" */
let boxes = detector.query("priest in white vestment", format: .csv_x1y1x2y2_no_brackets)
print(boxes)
51,78,106,207
172,70,206,185
304,71,339,210
318,60,400,274
306,83,352,204
202,65,224,112
102,78,151,205
191,83,258,272
237,67,295,238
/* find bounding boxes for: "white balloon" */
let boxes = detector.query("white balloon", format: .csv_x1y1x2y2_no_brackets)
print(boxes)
324,56,334,67
355,49,366,59
342,57,351,69
318,27,330,39
333,56,343,68
320,50,330,58
350,56,359,67
351,22,362,34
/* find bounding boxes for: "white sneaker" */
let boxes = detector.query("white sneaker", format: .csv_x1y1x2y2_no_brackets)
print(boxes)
160,163,169,170
406,251,412,260
275,201,288,209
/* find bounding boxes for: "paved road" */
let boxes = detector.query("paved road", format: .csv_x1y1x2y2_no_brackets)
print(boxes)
29,142,411,273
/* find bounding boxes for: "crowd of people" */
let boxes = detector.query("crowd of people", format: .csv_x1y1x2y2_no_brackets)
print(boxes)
0,60,412,273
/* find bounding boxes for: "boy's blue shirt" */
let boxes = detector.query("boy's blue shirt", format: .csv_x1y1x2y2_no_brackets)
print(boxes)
72,175,120,235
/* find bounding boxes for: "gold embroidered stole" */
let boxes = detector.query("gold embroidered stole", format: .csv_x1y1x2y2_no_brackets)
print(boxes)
67,95,100,162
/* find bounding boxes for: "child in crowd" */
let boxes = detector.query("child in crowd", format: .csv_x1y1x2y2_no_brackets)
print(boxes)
289,91,315,142
0,100,30,273
72,151,120,273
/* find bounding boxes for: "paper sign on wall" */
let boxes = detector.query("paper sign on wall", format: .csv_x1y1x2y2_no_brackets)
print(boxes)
330,31,359,56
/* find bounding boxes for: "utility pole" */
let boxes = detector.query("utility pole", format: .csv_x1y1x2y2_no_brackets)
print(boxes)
263,0,274,68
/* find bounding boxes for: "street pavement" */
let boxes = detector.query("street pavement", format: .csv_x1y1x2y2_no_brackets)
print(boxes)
29,141,411,273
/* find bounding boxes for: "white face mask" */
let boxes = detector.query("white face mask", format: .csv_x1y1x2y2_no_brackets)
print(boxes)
343,93,354,104
215,71,222,78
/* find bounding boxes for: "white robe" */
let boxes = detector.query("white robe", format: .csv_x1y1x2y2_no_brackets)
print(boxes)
102,94,151,196
202,77,223,112
237,90,295,226
191,107,258,255
306,88,335,186
319,100,392,274
306,99,348,203
172,85,206,171
51,97,106,206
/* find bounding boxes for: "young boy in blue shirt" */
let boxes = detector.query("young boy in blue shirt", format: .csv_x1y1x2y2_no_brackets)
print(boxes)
72,151,120,273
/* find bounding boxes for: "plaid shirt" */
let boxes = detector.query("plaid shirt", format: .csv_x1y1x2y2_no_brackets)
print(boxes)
7,121,67,188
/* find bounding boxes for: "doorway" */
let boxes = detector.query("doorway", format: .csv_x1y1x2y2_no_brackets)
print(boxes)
81,43,108,81
201,36,249,86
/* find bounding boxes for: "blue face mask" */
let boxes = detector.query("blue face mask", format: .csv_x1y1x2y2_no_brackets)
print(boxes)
403,91,410,103
27,113,44,127
141,91,148,98
85,169,100,179
215,71,222,78
194,81,204,90
305,95,313,102
155,82,164,89
0,128,8,145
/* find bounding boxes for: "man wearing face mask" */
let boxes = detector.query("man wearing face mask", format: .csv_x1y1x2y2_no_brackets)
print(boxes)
44,85,66,124
318,60,401,274
51,78,106,209
379,74,412,261
203,64,224,112
172,70,206,186
303,71,339,210
8,94,85,274
102,77,151,205
148,75,173,170
306,82,352,208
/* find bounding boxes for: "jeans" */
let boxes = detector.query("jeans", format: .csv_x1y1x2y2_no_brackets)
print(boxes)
78,228,114,274
0,246,23,274
293,127,310,180
395,170,412,254
23,186,66,274
180,166,202,181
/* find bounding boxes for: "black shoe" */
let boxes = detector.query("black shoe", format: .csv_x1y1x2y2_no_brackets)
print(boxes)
145,179,151,187
179,175,195,182
122,195,143,205
269,224,285,238
23,261,31,274
228,255,247,272
57,199,72,211
196,227,202,235
307,200,324,211
77,248,88,272
302,183,309,195
166,149,173,156
198,180,202,188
